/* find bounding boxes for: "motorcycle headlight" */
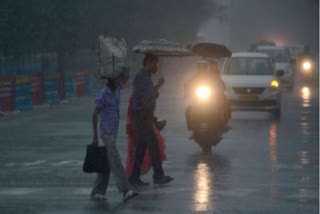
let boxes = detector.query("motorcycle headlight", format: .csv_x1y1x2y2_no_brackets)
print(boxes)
270,80,280,89
301,86,311,99
302,61,312,71
196,86,211,99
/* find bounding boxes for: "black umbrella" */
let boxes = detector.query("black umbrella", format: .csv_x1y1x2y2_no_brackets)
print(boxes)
190,42,232,58
132,39,193,57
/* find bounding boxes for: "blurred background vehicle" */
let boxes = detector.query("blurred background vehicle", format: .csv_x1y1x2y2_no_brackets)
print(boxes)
254,46,295,90
221,52,283,119
297,46,316,83
284,44,305,62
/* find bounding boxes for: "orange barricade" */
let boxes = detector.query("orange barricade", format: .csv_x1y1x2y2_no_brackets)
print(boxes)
31,73,44,105
76,71,86,97
0,77,15,112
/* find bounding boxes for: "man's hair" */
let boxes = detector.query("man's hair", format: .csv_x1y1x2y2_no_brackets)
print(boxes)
143,53,158,66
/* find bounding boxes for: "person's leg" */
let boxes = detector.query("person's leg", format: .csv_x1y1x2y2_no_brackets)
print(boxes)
91,151,111,199
130,112,160,184
146,129,164,177
91,172,110,198
145,124,173,184
129,126,148,182
101,134,130,193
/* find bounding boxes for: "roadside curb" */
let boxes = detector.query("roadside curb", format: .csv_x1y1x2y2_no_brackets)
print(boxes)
0,98,80,118
0,110,21,117
59,99,71,104
32,104,51,110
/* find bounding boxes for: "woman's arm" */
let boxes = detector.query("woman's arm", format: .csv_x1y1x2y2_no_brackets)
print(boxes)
92,107,101,145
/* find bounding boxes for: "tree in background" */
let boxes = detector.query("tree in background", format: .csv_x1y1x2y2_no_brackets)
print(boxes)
0,0,224,56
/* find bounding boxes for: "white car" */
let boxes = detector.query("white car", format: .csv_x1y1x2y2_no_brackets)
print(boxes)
221,52,283,118
255,46,294,89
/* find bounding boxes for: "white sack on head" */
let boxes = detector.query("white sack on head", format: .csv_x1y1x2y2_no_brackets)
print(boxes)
98,36,128,78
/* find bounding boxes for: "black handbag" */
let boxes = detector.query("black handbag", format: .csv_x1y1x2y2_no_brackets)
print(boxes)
82,144,110,174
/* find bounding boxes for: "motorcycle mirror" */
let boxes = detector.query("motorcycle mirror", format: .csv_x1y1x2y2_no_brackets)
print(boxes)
276,70,284,77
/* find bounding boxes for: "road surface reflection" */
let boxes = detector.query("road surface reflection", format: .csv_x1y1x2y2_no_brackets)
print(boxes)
301,86,311,100
193,161,212,212
190,153,229,212
269,122,279,199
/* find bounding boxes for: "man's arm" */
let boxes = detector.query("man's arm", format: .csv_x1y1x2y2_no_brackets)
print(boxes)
151,77,165,100
154,77,165,92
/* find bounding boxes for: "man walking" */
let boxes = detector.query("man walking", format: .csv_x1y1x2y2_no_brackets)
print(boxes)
91,70,138,202
129,53,173,186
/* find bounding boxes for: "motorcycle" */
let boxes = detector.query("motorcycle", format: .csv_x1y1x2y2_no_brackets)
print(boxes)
185,82,225,153
185,57,231,153
298,57,315,83
184,43,232,153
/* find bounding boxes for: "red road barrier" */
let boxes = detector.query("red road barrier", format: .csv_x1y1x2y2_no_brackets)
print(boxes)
0,77,15,112
76,71,86,97
31,73,44,105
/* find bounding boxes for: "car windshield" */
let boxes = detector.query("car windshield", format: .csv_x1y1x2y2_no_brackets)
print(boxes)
224,57,274,75
255,49,290,63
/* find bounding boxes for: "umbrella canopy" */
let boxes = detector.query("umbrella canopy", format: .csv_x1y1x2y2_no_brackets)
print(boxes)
132,39,193,57
190,42,232,58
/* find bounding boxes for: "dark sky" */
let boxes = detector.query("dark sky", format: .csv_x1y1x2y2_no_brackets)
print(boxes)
229,0,319,52
197,0,319,53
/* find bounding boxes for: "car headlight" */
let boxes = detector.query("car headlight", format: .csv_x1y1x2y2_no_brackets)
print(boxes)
302,61,312,71
270,80,280,89
301,86,311,99
196,86,211,99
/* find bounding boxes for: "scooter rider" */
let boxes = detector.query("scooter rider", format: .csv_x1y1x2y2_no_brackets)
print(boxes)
207,59,231,128
184,59,230,137
184,59,210,99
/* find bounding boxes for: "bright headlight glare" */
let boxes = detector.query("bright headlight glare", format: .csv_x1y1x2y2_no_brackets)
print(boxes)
270,80,280,88
302,86,310,95
301,86,311,99
302,61,311,70
196,86,211,99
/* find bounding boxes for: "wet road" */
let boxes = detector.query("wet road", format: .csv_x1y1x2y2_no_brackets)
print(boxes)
0,59,318,213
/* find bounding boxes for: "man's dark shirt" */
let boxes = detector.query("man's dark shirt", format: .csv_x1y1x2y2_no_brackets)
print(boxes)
132,69,157,117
